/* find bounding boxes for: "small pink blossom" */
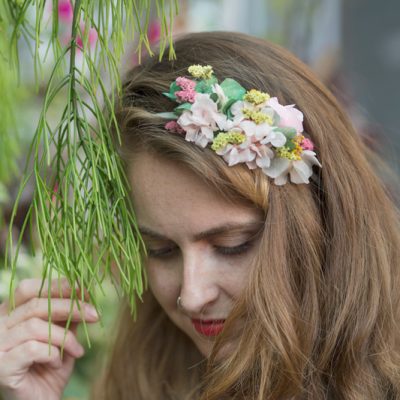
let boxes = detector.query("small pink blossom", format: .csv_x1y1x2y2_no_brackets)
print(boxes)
300,137,314,151
148,21,161,45
176,77,196,91
165,121,185,135
175,89,196,103
76,25,98,48
267,97,304,133
58,0,73,22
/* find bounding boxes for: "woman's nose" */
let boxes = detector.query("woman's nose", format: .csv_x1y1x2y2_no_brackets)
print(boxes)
178,252,219,316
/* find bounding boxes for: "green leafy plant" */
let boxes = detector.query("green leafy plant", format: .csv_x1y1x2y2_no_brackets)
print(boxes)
3,0,178,326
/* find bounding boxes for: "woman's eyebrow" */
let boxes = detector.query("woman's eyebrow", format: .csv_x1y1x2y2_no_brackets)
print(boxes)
139,221,264,241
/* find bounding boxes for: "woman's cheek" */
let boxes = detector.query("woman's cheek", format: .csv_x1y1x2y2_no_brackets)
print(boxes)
146,261,181,307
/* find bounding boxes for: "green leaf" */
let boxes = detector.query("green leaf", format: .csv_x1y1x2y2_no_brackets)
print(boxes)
210,92,218,102
222,98,237,115
163,81,181,101
286,141,296,151
174,102,192,115
220,78,246,101
274,127,297,140
195,76,217,94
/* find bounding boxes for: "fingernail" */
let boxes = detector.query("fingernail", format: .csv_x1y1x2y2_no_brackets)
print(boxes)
85,304,99,319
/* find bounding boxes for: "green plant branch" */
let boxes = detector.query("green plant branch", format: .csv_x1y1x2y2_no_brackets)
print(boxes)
5,1,177,325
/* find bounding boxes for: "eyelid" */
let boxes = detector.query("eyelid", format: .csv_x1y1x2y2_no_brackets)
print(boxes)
146,245,178,258
214,240,253,256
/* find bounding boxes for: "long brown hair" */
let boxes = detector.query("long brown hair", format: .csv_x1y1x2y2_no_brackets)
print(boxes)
92,31,400,399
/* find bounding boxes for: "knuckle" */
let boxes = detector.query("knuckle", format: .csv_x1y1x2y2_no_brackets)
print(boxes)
25,297,41,315
26,317,43,335
25,340,40,356
15,278,36,297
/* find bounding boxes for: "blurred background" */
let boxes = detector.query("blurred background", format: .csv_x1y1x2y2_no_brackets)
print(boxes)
0,0,399,398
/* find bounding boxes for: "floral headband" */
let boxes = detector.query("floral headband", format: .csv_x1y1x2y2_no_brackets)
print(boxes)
159,65,321,185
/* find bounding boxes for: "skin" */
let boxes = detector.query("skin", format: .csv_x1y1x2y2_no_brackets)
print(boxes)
129,152,263,357
0,152,262,400
0,278,99,400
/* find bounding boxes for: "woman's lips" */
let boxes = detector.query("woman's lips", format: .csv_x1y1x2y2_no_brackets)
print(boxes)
191,319,225,336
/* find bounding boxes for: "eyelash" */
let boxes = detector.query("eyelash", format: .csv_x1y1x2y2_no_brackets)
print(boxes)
146,241,252,259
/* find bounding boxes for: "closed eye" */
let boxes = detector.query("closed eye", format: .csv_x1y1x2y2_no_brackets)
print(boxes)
214,241,253,256
146,246,178,258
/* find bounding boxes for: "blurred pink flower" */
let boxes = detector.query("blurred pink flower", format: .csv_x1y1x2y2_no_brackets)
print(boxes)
58,0,73,22
165,121,185,134
76,25,98,49
148,21,161,45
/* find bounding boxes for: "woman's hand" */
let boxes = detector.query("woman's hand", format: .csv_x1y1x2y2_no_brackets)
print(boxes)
0,278,99,400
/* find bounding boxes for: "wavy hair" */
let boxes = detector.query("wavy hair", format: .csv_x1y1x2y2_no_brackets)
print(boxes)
92,31,400,400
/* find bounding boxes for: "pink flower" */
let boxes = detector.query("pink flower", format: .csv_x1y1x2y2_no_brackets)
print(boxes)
175,89,196,103
177,93,227,148
267,97,304,133
148,21,161,45
176,77,196,91
76,25,98,48
216,136,274,170
165,121,185,135
300,137,314,151
175,77,197,103
58,0,73,22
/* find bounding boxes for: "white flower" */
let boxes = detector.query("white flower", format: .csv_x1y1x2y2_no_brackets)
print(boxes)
239,120,272,140
177,93,227,148
267,97,304,133
212,83,229,108
217,144,256,166
262,150,321,185
215,136,275,170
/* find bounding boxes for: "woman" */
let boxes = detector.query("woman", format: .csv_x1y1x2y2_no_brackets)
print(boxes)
0,31,399,400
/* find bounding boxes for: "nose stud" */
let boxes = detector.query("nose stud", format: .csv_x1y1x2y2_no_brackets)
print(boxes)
177,296,182,309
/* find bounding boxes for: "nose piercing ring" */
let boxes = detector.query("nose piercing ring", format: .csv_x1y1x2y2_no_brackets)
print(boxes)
177,296,182,309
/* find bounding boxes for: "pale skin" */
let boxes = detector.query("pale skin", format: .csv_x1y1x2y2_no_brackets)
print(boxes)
129,152,262,357
0,279,99,400
0,151,262,399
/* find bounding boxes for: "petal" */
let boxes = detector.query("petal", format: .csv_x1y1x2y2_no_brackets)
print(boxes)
240,120,257,136
263,157,291,178
302,150,322,168
230,101,244,116
262,131,287,147
274,174,289,185
293,160,313,182
195,133,209,148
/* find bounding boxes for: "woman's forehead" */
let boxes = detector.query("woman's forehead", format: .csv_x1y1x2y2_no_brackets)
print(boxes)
128,153,262,239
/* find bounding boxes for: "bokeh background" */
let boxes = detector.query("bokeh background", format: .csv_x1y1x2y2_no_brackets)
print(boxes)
0,0,399,399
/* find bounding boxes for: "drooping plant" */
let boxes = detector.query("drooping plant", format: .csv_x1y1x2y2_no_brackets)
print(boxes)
3,0,178,331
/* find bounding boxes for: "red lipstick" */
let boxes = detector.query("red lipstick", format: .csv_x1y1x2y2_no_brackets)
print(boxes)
192,319,225,336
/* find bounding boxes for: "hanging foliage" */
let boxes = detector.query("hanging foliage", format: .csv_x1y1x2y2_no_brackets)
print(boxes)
4,0,178,320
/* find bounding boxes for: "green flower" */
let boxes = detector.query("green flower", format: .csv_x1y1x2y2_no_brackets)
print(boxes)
243,89,270,105
211,131,246,151
188,65,214,80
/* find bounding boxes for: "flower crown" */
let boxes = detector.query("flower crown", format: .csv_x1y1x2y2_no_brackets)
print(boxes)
159,65,321,185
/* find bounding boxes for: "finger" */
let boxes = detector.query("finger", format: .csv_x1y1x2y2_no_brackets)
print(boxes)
0,278,90,315
4,298,99,330
0,341,70,377
0,318,84,358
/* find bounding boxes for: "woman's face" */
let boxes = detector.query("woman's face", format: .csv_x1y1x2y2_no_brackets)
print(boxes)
129,152,263,357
